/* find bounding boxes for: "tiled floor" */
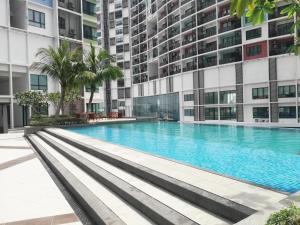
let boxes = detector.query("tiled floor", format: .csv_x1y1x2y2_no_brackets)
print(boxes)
0,131,82,225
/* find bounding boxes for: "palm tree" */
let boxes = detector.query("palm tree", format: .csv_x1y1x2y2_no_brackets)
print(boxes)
31,40,85,116
84,44,123,112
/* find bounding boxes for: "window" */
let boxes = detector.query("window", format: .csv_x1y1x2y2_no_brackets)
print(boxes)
85,84,99,92
219,91,236,104
124,61,130,69
118,89,125,98
118,101,125,107
110,37,115,45
125,88,131,98
28,9,45,28
278,85,296,98
116,45,124,53
124,44,130,52
205,92,218,104
83,0,96,16
59,17,65,29
246,28,261,40
31,74,47,91
252,87,268,99
184,108,194,116
205,108,218,120
279,106,296,118
220,107,236,120
32,104,48,117
112,100,118,109
253,107,269,118
86,103,102,113
115,10,122,19
246,45,262,57
184,94,194,101
83,25,97,40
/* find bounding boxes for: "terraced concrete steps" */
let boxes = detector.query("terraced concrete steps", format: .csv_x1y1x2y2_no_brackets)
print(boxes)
27,129,256,225
43,128,255,223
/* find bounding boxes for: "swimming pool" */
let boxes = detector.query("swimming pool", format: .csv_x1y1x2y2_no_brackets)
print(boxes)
68,122,300,193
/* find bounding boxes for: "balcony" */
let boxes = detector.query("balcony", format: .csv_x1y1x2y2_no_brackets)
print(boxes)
219,31,241,49
219,47,242,64
159,31,167,42
167,1,179,14
58,10,82,40
198,41,217,54
169,50,180,62
268,4,291,20
140,54,147,63
197,10,216,25
198,26,216,39
269,21,294,38
182,5,196,19
158,20,167,32
169,64,181,75
183,59,197,72
141,73,148,82
182,16,196,32
183,47,197,59
158,8,167,20
218,4,230,18
132,57,140,65
219,18,241,33
169,39,181,50
269,37,294,56
58,0,81,13
182,31,196,45
169,25,180,37
197,0,215,11
159,66,169,78
159,44,168,55
198,54,217,68
168,14,180,26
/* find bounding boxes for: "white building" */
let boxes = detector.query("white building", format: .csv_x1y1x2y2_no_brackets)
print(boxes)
0,0,102,129
120,0,300,124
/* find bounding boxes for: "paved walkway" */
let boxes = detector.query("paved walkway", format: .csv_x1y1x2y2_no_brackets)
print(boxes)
0,131,82,225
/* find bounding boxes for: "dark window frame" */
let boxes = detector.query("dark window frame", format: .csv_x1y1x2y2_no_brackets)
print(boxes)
28,9,45,28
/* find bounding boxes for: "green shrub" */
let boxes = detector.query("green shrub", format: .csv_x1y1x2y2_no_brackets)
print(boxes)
29,115,87,126
266,204,300,225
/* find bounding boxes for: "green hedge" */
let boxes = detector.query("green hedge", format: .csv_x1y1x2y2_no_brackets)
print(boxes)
266,204,300,225
29,115,87,126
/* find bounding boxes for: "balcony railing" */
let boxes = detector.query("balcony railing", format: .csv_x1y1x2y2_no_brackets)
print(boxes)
198,56,217,68
219,20,241,33
183,62,197,72
269,22,293,38
219,37,241,49
182,7,195,19
269,38,294,56
169,40,181,50
182,20,196,32
198,42,217,54
268,5,291,20
198,11,216,25
182,33,196,45
219,51,242,64
197,0,215,11
168,14,180,26
183,49,197,59
198,26,216,39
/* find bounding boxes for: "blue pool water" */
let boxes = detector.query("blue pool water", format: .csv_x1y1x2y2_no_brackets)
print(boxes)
68,122,300,193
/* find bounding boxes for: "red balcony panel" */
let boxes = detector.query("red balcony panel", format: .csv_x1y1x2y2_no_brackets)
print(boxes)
244,41,268,61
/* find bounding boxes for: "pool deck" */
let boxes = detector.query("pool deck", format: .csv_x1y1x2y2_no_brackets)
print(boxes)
51,128,300,224
0,130,82,225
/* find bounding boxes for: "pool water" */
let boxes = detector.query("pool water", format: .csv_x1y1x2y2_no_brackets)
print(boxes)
68,122,300,193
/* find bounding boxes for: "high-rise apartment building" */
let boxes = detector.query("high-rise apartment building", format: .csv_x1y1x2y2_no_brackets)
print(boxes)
0,0,102,128
98,0,132,117
100,0,300,124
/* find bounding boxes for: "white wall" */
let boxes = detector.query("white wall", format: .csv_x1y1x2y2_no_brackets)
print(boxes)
243,59,269,84
0,0,9,27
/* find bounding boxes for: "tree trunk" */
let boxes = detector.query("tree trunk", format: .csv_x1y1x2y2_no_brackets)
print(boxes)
55,89,65,117
88,90,95,112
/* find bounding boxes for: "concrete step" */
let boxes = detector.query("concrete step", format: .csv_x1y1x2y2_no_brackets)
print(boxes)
38,131,231,225
43,127,255,223
29,132,200,225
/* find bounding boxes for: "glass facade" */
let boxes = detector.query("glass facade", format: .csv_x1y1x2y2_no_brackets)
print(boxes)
205,108,218,120
205,92,218,104
278,85,296,98
253,107,269,118
133,93,179,121
220,91,236,104
252,87,268,99
220,107,236,120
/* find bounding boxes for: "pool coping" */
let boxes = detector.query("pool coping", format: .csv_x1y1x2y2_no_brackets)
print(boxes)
66,121,295,195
